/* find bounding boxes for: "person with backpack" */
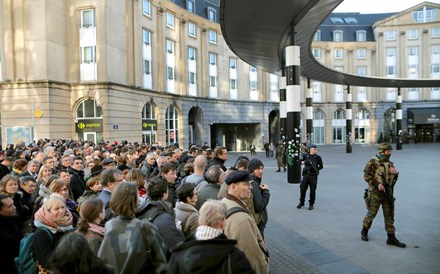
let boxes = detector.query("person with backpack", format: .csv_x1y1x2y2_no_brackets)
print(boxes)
98,182,167,274
221,170,269,274
136,177,185,259
0,193,23,274
33,193,74,272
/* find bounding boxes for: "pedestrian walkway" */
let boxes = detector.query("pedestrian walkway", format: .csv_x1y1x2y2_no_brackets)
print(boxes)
226,143,440,274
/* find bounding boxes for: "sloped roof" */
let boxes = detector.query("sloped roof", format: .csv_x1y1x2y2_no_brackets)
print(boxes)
220,0,440,88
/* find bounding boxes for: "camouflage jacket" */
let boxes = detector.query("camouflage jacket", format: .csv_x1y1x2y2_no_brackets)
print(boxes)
363,156,397,190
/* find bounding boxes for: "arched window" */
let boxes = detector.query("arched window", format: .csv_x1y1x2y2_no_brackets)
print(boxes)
142,103,157,144
332,110,346,143
76,99,102,119
313,110,325,144
166,105,179,145
75,99,103,144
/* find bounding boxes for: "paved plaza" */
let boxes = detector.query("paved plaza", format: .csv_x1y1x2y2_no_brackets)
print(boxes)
225,143,440,274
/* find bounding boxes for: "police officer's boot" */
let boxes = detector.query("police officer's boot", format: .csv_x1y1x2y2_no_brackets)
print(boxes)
361,228,369,241
296,202,304,209
386,234,406,248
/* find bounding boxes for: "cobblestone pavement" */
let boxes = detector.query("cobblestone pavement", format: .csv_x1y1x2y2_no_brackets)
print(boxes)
226,143,440,274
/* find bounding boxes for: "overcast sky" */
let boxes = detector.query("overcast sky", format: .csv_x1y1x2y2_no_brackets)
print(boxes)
334,0,440,13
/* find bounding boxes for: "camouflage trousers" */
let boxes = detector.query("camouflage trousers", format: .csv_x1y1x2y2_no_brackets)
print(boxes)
363,189,395,234
277,157,285,169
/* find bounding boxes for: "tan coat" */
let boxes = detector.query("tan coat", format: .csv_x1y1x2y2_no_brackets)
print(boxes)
222,195,269,274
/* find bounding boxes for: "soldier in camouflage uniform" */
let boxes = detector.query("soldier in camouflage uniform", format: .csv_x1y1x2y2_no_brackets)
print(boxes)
361,143,406,247
275,141,286,172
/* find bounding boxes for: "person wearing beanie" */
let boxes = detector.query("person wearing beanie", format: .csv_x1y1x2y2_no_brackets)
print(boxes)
246,159,270,237
361,143,406,248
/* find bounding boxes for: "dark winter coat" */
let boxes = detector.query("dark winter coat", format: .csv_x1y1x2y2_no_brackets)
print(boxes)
168,233,255,274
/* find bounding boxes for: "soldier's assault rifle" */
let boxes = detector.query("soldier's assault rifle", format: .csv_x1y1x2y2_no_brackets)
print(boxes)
381,171,398,207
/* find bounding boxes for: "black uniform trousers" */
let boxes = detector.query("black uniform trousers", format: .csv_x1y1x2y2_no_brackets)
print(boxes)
299,174,318,205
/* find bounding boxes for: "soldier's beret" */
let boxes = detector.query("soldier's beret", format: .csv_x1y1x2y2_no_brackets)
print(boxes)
308,144,317,148
225,170,251,185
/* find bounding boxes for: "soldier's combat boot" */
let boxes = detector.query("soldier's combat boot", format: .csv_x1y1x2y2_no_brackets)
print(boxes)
296,202,304,209
386,234,406,248
283,167,286,172
308,205,314,210
361,228,369,241
276,169,281,172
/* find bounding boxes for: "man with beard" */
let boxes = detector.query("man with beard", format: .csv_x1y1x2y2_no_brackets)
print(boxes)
246,159,270,237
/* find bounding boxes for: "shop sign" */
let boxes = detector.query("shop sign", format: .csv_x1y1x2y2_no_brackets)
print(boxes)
75,119,103,133
142,119,157,130
427,114,440,124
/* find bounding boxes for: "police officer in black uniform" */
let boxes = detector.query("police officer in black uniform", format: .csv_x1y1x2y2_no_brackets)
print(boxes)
297,144,323,210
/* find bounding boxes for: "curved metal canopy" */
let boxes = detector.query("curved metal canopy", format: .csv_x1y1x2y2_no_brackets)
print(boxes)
220,0,440,88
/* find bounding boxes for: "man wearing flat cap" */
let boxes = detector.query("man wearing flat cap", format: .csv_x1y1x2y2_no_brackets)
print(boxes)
221,170,269,274
297,144,323,210
102,158,117,169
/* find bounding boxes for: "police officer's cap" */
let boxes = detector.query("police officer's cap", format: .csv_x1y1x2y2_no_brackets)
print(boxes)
308,144,317,148
378,143,392,153
225,170,251,185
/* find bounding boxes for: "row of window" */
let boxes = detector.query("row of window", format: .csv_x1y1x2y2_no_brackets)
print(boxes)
142,0,217,22
313,27,440,42
309,83,440,102
141,28,278,99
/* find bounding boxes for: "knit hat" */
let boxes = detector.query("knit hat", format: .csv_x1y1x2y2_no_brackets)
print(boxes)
247,159,264,173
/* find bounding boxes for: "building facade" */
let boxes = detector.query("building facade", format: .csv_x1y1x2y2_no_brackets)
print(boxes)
0,1,439,150
311,2,440,144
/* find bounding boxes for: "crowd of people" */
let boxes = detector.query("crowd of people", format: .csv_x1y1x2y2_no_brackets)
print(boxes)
0,138,271,274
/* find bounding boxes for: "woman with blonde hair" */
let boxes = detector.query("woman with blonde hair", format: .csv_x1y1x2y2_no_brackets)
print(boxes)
37,165,53,186
49,178,79,227
98,182,166,274
33,193,74,271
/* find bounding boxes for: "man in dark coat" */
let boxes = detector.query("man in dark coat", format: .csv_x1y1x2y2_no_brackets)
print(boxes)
297,144,324,210
67,156,86,201
167,200,254,274
0,194,23,274
247,159,270,237
0,156,13,180
137,177,184,259
207,146,228,171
